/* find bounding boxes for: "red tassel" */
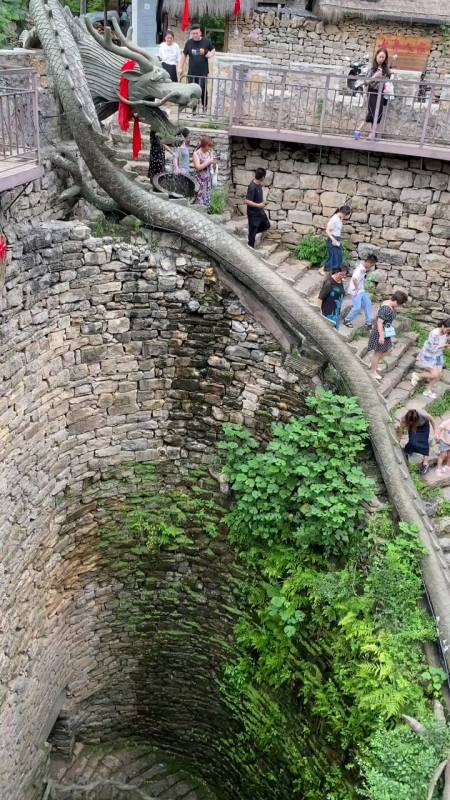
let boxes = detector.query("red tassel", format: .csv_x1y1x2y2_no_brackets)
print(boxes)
181,0,189,31
0,234,7,265
132,118,141,160
233,0,240,15
117,59,142,159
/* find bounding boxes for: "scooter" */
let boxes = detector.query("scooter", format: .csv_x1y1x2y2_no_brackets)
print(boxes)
347,61,366,94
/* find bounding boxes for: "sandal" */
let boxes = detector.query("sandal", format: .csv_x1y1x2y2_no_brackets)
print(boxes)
344,321,353,328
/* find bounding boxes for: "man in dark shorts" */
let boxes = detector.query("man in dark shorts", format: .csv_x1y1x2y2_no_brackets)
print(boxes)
318,266,349,331
178,24,215,111
245,168,271,248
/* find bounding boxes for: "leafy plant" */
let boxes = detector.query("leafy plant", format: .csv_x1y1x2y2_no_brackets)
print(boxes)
426,390,450,417
218,390,439,799
208,187,228,215
441,23,450,56
295,234,352,267
360,721,450,800
0,0,28,48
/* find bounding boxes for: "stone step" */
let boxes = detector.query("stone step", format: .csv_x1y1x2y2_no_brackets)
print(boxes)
392,380,449,423
275,259,309,284
293,268,324,298
269,248,292,266
380,348,418,398
361,333,417,376
423,466,450,490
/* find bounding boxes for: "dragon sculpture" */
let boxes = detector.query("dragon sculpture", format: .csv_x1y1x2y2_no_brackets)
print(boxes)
29,0,450,665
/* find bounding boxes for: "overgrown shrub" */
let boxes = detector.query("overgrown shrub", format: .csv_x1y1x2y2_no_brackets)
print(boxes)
295,234,352,267
219,390,442,799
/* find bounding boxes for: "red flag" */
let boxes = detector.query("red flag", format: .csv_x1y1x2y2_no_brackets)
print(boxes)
233,0,240,15
117,59,142,160
181,0,189,31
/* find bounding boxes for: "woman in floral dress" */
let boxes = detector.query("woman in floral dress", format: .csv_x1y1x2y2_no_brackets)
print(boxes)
368,291,407,380
193,136,216,207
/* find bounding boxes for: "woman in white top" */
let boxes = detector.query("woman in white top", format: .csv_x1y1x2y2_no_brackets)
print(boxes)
159,30,181,83
319,205,352,275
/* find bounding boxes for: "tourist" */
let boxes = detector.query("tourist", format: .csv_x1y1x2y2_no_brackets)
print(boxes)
159,30,181,83
411,319,450,399
193,136,216,206
319,205,352,276
437,417,450,476
245,167,270,249
400,408,438,476
354,48,392,139
178,23,215,111
318,266,349,331
344,253,378,329
173,128,191,176
368,291,408,380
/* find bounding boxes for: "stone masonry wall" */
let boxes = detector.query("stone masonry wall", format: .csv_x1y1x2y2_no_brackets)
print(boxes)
0,219,312,800
231,137,450,321
227,11,450,80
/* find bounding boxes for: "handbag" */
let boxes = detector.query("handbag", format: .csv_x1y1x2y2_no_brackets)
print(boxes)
383,80,395,100
384,325,396,338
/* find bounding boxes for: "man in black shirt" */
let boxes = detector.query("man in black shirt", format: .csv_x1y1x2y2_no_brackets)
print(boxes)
245,168,271,248
318,266,349,331
178,23,215,111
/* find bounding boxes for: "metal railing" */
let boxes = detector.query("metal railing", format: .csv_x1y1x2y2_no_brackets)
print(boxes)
177,67,450,152
0,67,40,169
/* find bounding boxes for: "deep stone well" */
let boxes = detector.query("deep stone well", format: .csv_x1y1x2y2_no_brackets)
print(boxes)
231,138,450,320
0,220,316,800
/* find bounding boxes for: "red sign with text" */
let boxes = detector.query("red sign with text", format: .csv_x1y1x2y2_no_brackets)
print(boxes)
375,34,432,71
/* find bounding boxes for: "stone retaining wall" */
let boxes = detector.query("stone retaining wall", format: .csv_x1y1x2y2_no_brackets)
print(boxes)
0,220,311,800
231,137,450,320
228,11,450,80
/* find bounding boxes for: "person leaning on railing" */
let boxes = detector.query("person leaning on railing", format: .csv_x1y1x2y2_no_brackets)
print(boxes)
353,47,393,140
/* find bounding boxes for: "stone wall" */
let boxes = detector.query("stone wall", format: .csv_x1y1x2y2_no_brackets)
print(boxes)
227,11,450,80
231,137,450,320
0,219,312,800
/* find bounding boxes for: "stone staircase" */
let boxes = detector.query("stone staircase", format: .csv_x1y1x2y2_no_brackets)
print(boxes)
47,742,215,800
223,214,450,499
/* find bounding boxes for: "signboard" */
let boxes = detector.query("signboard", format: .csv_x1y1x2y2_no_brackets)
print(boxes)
375,34,432,72
132,0,157,47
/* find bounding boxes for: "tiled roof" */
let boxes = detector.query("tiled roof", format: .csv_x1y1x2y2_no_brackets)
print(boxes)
316,0,450,24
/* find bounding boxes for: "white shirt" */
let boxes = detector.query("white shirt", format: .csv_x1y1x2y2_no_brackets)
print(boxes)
328,213,343,240
159,42,181,66
349,262,366,296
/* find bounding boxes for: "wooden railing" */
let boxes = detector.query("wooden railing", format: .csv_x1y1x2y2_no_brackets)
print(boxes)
178,66,450,159
0,67,42,193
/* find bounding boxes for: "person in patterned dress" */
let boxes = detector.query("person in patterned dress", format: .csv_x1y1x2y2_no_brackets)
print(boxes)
368,291,408,380
193,136,215,207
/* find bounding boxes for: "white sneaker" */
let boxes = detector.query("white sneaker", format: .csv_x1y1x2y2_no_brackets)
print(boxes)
410,371,419,387
423,389,437,399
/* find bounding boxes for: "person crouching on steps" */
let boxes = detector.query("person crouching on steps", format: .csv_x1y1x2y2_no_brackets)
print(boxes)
400,408,438,477
344,253,378,329
319,266,349,331
245,168,270,248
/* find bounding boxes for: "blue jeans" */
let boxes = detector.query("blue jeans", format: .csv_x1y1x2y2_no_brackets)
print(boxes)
345,291,372,324
325,238,342,271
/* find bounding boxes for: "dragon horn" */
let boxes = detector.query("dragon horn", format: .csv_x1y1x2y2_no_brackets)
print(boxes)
111,17,156,64
85,17,153,75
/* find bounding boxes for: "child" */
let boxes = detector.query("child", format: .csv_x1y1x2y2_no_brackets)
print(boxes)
344,253,378,328
173,128,191,177
245,168,270,249
318,266,349,331
411,319,450,399
437,418,450,476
